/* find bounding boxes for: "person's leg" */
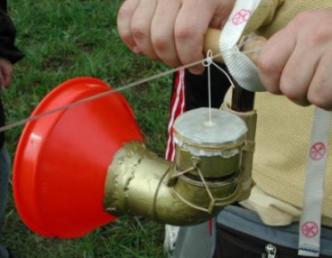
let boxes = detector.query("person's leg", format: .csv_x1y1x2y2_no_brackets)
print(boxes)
171,221,216,258
0,146,10,258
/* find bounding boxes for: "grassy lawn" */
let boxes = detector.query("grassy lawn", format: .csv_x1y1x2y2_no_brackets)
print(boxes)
1,0,171,257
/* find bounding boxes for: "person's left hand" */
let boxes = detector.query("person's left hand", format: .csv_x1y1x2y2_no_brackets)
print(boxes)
257,10,332,110
0,58,13,88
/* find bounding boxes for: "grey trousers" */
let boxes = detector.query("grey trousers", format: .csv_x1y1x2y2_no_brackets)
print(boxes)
171,221,216,258
0,147,10,258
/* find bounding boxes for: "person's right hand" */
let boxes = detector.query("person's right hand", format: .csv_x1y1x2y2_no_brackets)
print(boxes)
117,0,235,74
257,10,332,110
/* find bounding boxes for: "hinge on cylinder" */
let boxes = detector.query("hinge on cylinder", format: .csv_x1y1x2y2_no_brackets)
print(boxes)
261,243,277,258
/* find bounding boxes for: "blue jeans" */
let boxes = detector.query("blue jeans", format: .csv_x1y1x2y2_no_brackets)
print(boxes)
0,146,10,258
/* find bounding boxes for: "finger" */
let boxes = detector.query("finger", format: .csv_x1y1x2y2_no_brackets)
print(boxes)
0,73,4,88
210,15,224,28
151,0,181,67
2,76,11,87
279,39,321,106
210,3,234,28
175,0,216,74
257,26,296,94
307,48,332,110
131,0,158,59
117,0,140,53
2,65,13,87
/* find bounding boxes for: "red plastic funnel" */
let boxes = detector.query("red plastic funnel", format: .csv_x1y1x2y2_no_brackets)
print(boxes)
13,77,144,238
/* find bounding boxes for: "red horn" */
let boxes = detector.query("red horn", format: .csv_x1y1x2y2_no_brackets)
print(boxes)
13,77,143,238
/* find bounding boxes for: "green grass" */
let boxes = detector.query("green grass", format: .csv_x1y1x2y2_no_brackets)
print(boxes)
1,0,171,257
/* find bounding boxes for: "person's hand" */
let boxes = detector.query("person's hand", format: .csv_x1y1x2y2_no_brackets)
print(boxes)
257,10,332,110
0,58,13,88
117,0,235,74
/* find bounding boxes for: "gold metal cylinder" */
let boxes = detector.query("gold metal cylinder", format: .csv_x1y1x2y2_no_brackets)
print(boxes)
104,108,253,225
104,142,211,225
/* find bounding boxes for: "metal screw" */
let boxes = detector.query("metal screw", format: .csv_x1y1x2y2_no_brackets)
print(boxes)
265,243,277,258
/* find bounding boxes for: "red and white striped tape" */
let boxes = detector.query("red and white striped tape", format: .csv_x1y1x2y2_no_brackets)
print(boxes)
299,108,331,257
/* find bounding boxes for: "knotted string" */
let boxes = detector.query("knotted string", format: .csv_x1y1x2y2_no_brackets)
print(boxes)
0,47,262,133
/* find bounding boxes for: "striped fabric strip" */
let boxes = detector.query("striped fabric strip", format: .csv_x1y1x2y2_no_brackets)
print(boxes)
165,70,186,161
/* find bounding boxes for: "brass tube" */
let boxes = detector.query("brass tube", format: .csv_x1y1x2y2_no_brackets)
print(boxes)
222,101,257,201
104,142,242,225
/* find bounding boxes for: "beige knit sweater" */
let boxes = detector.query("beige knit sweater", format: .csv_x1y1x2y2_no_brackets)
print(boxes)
245,93,332,227
245,0,332,37
237,0,332,228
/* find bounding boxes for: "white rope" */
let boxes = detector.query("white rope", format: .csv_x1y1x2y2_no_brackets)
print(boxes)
0,48,261,133
0,54,221,133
